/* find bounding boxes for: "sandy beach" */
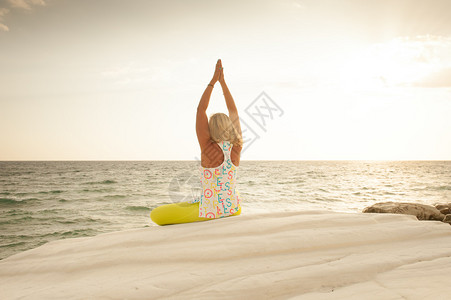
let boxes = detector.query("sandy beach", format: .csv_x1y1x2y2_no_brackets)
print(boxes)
1,211,451,299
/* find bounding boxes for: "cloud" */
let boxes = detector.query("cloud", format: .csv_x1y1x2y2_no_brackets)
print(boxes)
7,0,46,10
100,59,203,87
337,35,451,89
0,7,9,20
0,7,9,16
30,0,46,5
0,0,47,31
0,7,9,31
414,68,451,88
0,23,9,31
291,0,306,10
406,35,451,88
101,62,153,86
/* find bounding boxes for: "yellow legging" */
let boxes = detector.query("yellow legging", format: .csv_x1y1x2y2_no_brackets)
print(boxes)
150,202,241,226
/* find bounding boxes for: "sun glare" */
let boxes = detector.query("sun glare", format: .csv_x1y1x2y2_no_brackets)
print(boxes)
339,36,448,91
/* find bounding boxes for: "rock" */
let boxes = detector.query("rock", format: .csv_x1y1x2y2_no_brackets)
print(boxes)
443,214,451,225
363,202,445,221
434,203,451,215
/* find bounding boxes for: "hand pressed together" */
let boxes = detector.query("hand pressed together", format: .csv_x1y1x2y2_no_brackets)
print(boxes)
210,59,223,85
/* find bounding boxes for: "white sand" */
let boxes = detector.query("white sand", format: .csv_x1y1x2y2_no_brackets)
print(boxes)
1,211,451,300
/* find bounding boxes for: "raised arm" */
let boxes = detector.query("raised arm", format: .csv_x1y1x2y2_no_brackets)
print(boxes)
196,60,221,149
219,66,242,138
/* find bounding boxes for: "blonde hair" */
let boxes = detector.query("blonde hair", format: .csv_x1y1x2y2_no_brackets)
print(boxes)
208,113,243,147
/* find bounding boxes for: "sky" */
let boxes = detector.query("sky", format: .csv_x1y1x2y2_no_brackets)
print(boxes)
0,0,450,160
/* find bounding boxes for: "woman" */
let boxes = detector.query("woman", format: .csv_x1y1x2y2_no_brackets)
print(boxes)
150,59,244,225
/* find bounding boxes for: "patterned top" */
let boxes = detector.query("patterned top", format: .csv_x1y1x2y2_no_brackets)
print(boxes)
190,141,241,218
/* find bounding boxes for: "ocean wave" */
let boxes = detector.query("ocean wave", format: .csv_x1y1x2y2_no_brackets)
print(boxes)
125,206,150,212
84,180,117,185
104,194,127,199
276,180,304,184
314,197,342,203
37,190,65,194
0,198,39,206
3,209,32,217
0,198,19,205
81,188,113,193
50,190,64,194
56,217,99,224
433,185,451,191
14,192,31,197
48,229,97,238
39,209,67,214
1,212,101,227
0,216,33,225
411,185,451,191
0,241,26,249
27,230,90,241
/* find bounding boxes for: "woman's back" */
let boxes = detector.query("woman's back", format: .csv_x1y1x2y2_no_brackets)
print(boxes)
201,140,242,168
197,141,241,218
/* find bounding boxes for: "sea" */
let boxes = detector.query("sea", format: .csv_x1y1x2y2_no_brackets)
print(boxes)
1,160,450,260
